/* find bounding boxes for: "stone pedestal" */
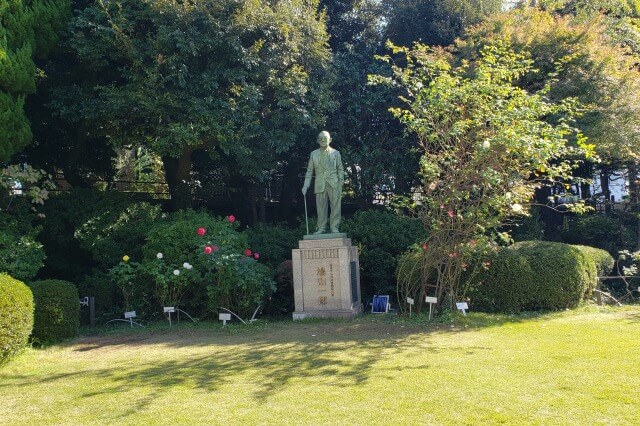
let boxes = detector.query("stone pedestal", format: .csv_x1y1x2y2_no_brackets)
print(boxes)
291,235,362,319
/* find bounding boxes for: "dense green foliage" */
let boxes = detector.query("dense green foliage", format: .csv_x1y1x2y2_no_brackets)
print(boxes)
0,0,70,160
54,0,333,209
384,0,502,47
0,207,44,281
510,241,595,310
244,223,303,269
468,249,534,313
468,241,598,312
0,274,33,364
560,214,631,254
28,279,79,343
39,190,161,279
342,210,424,298
571,245,615,277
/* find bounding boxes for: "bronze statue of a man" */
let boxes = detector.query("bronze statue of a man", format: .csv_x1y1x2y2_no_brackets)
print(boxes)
302,131,345,234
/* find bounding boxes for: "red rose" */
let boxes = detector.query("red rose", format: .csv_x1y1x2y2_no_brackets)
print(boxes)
244,249,252,256
204,245,213,255
197,227,206,236
227,215,236,223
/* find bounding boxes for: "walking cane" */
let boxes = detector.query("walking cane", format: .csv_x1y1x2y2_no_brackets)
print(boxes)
303,190,309,235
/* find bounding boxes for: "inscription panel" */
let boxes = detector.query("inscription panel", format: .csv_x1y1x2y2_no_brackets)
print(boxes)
302,249,339,260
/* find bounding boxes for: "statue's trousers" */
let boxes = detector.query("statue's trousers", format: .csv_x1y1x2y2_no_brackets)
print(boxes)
316,184,342,231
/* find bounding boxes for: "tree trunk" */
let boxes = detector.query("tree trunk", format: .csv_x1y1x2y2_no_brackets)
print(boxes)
628,163,640,250
162,149,193,211
600,168,611,214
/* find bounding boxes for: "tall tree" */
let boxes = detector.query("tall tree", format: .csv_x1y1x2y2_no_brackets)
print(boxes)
56,0,333,210
0,0,70,162
383,0,503,48
459,6,640,216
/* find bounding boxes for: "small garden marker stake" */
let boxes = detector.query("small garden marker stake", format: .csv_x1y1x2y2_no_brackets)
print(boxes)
425,296,437,321
456,302,468,316
219,313,231,326
124,311,136,327
407,297,414,317
164,307,175,327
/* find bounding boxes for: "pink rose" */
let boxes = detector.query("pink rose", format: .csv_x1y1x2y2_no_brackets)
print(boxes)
197,227,206,236
227,215,236,223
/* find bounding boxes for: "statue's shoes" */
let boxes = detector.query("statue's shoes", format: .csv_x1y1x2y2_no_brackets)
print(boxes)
313,229,326,235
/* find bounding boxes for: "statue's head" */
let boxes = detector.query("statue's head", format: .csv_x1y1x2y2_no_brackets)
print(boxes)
317,131,331,148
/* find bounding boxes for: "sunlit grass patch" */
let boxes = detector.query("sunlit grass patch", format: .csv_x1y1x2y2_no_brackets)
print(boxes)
1,306,639,424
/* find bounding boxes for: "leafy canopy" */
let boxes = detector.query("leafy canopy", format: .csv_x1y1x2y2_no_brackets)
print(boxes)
372,40,593,308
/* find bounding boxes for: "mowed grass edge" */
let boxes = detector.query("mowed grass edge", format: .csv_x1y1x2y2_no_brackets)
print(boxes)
1,306,639,425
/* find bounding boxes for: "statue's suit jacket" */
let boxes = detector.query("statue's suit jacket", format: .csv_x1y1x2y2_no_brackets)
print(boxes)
304,147,345,194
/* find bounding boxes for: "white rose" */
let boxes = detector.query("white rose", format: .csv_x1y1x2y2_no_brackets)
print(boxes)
157,252,163,259
173,269,180,276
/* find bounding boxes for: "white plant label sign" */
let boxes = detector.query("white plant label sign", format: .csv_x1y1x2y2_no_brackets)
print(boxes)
406,297,414,305
456,302,468,316
425,296,438,304
164,307,175,313
124,311,136,319
219,313,231,325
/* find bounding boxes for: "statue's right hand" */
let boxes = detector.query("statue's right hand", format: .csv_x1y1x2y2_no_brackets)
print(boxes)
302,186,308,195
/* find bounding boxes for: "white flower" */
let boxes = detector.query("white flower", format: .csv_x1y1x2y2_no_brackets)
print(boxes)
157,252,163,259
511,203,523,213
183,262,192,270
173,269,180,276
482,140,490,149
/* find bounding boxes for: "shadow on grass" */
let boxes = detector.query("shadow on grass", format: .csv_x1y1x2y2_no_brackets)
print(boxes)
5,307,619,418
0,324,442,416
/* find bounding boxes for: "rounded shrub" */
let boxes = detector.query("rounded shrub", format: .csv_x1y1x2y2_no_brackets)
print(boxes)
468,249,534,313
29,280,79,343
571,244,613,298
571,245,614,277
0,274,34,364
510,241,593,310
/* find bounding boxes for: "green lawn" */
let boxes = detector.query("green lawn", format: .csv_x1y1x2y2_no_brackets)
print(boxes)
1,306,639,425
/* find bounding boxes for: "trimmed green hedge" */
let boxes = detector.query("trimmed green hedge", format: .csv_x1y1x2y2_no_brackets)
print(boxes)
0,274,34,364
571,244,614,277
469,241,598,313
468,249,534,313
29,280,79,343
571,245,613,298
511,241,594,310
